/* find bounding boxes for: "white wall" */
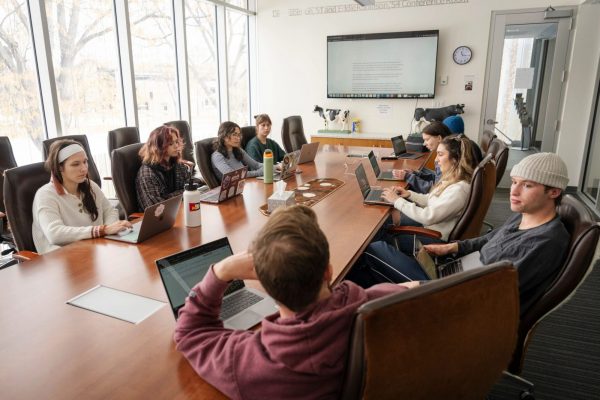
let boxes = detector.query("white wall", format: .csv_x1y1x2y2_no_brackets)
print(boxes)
255,0,597,185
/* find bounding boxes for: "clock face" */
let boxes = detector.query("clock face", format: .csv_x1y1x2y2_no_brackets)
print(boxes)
453,46,472,65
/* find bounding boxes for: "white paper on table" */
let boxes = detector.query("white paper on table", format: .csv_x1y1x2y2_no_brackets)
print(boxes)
67,285,165,324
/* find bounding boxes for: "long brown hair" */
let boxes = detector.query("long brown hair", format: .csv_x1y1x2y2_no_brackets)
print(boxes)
254,114,272,126
139,125,183,167
431,136,474,196
45,139,99,221
214,121,243,161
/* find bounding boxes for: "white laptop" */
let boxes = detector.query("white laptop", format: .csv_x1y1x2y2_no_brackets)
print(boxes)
104,195,181,244
156,237,278,330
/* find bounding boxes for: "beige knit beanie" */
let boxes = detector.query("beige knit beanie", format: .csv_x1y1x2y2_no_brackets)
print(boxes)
510,152,568,190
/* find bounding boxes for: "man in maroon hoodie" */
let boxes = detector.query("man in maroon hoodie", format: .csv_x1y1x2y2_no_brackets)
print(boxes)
174,205,417,400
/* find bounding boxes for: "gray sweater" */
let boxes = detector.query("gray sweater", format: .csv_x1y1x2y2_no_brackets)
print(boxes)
211,149,263,181
458,213,569,316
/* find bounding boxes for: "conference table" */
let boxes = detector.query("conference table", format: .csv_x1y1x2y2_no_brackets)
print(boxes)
0,145,428,399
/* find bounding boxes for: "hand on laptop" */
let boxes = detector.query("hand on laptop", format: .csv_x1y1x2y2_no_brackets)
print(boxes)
398,281,421,289
392,169,412,180
213,251,258,282
381,186,410,203
423,242,459,256
105,220,133,235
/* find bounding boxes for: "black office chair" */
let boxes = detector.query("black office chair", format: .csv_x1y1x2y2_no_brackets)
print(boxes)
340,261,519,400
111,143,144,218
194,138,220,189
0,136,18,247
108,127,140,160
241,126,256,149
165,120,195,164
3,162,50,257
42,135,102,188
281,115,307,153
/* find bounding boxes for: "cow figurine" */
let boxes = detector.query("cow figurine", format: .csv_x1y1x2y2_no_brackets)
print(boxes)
414,104,465,122
334,110,350,131
313,105,328,129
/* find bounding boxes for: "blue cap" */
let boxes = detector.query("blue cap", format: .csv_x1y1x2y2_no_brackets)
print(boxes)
443,115,464,134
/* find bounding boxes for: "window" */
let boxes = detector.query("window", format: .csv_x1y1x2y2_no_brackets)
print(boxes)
129,0,179,139
226,9,250,126
45,0,124,179
186,1,219,139
0,1,44,165
582,80,600,210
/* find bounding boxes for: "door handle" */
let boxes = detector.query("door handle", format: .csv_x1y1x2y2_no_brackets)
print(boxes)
486,119,498,125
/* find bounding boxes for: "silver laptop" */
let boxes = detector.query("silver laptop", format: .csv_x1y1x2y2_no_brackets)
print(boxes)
414,238,483,279
297,142,320,164
199,167,247,204
104,195,181,243
381,135,423,160
368,151,402,181
273,150,301,180
156,237,278,330
355,163,393,206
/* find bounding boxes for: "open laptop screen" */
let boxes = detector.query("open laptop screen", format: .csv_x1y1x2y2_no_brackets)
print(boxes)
391,135,407,155
157,238,233,316
367,151,381,177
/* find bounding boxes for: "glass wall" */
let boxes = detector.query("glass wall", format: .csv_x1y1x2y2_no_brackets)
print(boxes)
186,1,220,139
0,0,254,192
129,0,179,140
0,1,44,165
45,0,124,179
226,9,250,126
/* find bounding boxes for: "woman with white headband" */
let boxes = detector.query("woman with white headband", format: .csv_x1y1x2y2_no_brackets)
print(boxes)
32,139,132,254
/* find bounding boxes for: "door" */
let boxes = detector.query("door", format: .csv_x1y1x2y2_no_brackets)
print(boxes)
481,9,573,152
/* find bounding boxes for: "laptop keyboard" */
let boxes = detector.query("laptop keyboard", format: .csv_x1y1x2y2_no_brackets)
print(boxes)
366,188,384,202
220,290,263,320
438,259,463,277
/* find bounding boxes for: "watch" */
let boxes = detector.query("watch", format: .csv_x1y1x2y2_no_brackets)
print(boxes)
453,46,472,65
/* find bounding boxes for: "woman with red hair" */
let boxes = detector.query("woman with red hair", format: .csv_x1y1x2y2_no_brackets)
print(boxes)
136,125,192,210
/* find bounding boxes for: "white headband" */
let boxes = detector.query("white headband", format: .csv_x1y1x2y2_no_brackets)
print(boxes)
58,144,85,163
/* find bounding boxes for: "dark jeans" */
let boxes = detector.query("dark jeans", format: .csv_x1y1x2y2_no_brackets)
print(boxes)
346,213,446,288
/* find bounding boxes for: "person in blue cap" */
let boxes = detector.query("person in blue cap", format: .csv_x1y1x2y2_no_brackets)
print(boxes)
443,115,483,163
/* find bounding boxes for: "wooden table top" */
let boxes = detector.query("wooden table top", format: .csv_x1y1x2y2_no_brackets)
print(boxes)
0,146,426,399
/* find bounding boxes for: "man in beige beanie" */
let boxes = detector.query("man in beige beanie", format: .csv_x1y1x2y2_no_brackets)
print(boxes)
424,152,570,316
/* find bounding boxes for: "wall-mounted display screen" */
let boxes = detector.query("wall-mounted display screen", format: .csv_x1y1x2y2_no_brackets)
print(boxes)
327,30,439,99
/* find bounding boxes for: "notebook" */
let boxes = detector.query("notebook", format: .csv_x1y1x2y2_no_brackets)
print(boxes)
355,163,393,206
104,195,181,244
297,142,320,164
199,167,247,204
381,135,423,160
368,150,401,181
413,237,483,279
156,237,278,330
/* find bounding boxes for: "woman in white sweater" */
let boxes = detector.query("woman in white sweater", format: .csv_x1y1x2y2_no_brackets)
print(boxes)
346,136,475,286
32,140,131,254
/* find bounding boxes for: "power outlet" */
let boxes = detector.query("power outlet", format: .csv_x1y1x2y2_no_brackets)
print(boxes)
440,75,448,85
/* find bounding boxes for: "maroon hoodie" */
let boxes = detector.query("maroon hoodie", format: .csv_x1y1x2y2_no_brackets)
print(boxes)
174,266,405,400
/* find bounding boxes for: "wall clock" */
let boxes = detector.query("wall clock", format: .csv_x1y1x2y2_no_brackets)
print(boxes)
453,46,472,65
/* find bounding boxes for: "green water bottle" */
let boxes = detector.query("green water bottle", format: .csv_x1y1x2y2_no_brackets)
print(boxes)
263,149,273,184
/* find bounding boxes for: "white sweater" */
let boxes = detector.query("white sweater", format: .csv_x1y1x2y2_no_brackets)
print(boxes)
32,181,119,254
393,180,470,241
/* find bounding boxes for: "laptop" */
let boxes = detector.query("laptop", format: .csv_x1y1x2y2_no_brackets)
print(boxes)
156,237,278,330
273,150,301,180
368,151,401,181
413,237,483,279
355,163,393,206
104,195,181,244
381,135,423,160
199,167,247,204
297,142,320,164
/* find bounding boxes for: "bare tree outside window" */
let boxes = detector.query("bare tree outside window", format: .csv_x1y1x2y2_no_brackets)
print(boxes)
0,0,44,165
226,9,250,126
